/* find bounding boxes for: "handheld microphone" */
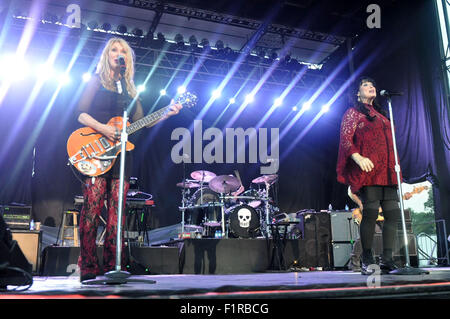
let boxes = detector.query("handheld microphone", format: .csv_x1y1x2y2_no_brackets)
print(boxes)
118,55,126,74
380,90,403,97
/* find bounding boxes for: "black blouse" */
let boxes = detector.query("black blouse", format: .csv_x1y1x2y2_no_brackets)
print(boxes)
77,75,142,179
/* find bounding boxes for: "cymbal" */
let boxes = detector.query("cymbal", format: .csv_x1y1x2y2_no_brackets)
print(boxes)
252,174,278,185
176,181,200,188
208,175,241,194
190,170,216,182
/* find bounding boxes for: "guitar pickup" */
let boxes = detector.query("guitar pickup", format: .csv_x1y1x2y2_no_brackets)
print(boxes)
99,137,112,150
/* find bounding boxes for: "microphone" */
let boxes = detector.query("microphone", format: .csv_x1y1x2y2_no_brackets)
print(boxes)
118,55,126,74
380,90,403,97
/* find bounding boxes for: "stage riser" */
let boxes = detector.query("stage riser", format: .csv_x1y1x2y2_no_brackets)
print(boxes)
40,240,312,275
40,235,418,276
179,239,314,274
41,246,179,276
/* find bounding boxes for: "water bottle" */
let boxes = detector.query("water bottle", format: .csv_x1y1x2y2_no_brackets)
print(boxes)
328,203,332,212
30,219,35,230
345,204,349,211
217,229,222,238
214,230,218,238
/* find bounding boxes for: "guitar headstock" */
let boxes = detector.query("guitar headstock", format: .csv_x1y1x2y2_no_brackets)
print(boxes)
176,92,198,108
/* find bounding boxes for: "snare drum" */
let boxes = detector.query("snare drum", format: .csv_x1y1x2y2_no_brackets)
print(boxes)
227,204,260,238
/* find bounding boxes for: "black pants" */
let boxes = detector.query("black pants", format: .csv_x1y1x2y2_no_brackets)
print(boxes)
359,185,401,262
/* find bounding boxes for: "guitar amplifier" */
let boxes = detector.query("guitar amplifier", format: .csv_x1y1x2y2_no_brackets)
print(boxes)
0,205,32,230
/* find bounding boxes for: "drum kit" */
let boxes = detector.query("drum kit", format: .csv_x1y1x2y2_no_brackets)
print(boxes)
177,170,279,239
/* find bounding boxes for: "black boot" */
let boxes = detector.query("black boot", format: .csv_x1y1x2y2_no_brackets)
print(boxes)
380,250,398,274
361,250,376,275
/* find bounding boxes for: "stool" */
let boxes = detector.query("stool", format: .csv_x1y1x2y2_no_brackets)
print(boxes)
58,210,79,246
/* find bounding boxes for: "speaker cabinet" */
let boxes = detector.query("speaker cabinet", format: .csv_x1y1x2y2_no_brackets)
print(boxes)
11,230,42,274
297,211,331,268
329,211,359,242
373,232,417,257
331,243,353,268
0,215,32,287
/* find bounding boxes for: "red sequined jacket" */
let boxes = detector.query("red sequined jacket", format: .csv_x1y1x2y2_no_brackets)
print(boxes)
336,104,400,194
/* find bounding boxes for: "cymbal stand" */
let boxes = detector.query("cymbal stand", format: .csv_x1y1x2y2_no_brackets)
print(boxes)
220,193,226,237
264,182,271,237
181,160,187,234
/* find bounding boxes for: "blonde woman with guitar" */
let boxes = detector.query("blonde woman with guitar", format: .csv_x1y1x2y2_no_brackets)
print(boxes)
72,38,183,283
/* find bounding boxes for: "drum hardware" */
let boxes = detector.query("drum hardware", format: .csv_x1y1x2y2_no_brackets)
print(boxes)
190,170,216,206
251,174,278,237
177,171,284,240
176,180,201,188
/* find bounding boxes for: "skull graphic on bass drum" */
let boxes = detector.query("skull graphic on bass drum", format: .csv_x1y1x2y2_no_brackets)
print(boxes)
237,208,252,228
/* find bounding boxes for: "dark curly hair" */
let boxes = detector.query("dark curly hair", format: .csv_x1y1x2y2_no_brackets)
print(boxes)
353,76,388,121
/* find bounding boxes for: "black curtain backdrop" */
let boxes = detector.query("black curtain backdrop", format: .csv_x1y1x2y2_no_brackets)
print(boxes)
0,1,449,237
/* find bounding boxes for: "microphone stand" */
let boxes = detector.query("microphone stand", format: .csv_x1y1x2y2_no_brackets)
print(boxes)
385,95,428,275
83,74,156,285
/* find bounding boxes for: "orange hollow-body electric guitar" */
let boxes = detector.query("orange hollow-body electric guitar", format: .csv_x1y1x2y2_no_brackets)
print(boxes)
67,92,197,177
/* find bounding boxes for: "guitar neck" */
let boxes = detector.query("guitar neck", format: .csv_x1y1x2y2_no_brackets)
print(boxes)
126,105,171,135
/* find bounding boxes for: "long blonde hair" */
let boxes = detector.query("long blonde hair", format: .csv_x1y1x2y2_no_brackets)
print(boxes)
96,37,137,97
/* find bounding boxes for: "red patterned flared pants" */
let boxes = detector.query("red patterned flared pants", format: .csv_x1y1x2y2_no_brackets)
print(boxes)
78,177,129,276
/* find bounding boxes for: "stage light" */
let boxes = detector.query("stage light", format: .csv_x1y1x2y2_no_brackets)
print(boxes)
157,32,165,41
274,97,283,107
44,13,58,24
132,28,143,37
0,55,29,82
245,94,255,104
175,33,184,45
284,54,291,63
229,97,236,104
101,23,111,32
200,38,210,48
189,35,198,47
160,89,167,96
269,49,278,60
35,63,55,81
137,84,145,93
87,21,98,30
322,104,330,112
212,89,221,99
292,106,298,111
82,72,91,82
215,40,224,50
177,86,186,94
58,74,71,85
302,102,311,110
117,24,127,34
257,48,266,59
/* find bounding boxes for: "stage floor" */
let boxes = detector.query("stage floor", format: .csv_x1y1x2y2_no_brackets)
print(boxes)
2,267,450,299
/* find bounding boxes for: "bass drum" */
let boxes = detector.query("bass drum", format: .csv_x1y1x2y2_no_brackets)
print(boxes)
187,187,221,225
227,204,260,238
